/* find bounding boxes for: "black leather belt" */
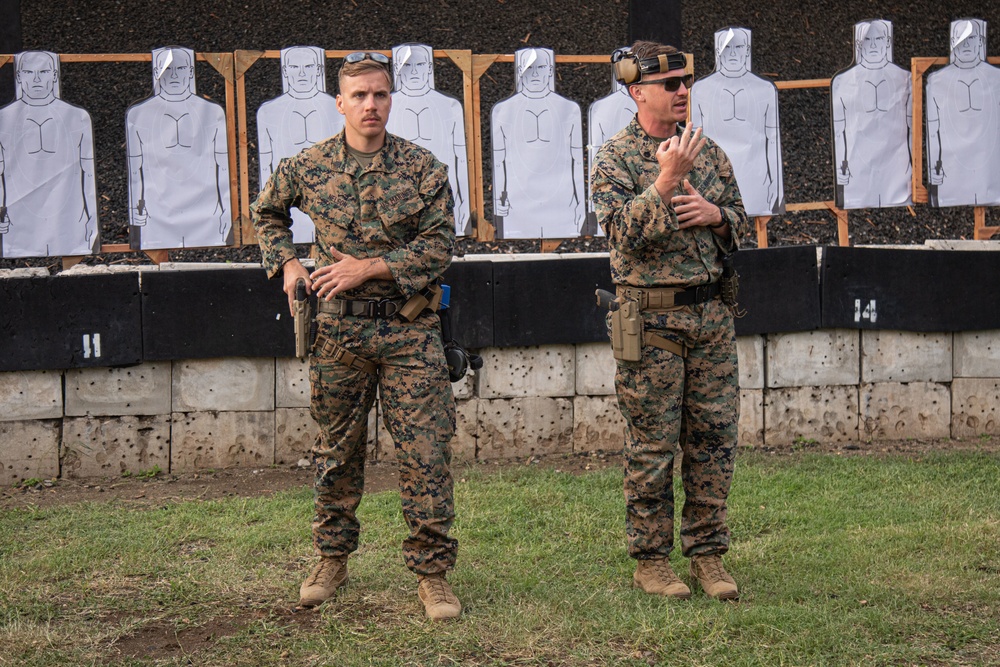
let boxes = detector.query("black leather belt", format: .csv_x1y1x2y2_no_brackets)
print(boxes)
674,282,721,306
317,297,406,318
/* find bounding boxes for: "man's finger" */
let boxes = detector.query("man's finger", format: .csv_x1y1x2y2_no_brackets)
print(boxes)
692,134,707,157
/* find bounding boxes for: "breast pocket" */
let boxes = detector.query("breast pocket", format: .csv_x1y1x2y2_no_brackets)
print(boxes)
305,182,360,245
695,151,730,203
377,191,425,241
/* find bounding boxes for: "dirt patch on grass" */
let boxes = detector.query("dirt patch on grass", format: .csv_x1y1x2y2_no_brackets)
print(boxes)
0,450,622,510
753,436,1000,458
2,439,997,511
109,616,245,662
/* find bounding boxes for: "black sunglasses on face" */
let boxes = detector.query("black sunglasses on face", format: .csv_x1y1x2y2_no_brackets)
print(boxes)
344,51,390,65
634,74,693,92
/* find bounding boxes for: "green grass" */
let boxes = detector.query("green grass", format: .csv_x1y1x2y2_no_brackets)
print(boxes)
1,450,998,666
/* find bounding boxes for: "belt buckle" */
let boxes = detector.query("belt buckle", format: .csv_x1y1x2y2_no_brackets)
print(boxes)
375,299,399,318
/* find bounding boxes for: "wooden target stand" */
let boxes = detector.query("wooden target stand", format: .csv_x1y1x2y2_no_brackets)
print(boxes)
3,50,997,272
0,51,240,270
911,56,1000,241
468,53,694,252
758,57,1000,247
753,77,849,248
233,49,479,250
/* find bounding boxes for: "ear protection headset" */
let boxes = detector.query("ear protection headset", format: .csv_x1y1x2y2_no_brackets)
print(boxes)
611,48,688,85
444,342,483,383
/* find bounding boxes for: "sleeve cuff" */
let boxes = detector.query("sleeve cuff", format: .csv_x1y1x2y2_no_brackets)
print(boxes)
265,247,298,279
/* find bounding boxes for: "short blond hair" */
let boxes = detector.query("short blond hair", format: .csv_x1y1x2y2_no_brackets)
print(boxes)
629,40,680,62
338,57,392,89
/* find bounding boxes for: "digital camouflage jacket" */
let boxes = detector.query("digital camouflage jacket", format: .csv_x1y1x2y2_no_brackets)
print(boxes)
251,130,455,300
591,117,749,288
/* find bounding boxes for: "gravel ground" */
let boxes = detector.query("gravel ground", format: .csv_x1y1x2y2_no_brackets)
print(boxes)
4,0,999,270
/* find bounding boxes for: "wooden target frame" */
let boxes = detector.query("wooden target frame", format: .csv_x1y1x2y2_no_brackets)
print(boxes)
0,51,239,267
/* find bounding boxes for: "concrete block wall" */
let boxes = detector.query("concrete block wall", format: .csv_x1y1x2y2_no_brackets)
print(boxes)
391,329,999,459
4,329,1000,484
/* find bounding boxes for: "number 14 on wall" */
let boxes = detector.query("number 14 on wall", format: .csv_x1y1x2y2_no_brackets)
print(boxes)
854,299,877,323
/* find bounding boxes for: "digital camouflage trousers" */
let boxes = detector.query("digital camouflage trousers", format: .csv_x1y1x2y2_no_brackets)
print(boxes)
614,298,739,560
309,309,458,575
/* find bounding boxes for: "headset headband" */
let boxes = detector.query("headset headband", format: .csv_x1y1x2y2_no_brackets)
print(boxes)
611,49,687,85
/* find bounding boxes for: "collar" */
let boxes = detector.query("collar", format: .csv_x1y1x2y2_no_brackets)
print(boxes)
628,116,682,161
324,130,399,175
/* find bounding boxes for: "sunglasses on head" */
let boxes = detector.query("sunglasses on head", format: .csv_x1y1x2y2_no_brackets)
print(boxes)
634,74,693,92
344,51,390,65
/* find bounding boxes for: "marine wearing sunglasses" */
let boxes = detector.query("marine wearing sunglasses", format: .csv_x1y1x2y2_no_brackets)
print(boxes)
631,74,694,92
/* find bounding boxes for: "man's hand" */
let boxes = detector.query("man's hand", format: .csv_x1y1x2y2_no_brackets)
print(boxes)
654,124,707,200
282,258,312,317
0,206,10,233
672,179,724,231
310,249,392,301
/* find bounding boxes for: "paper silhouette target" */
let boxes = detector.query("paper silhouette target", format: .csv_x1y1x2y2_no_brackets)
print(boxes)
926,19,1000,207
0,51,99,258
126,46,233,250
585,55,636,237
691,27,784,216
386,43,472,236
831,19,913,209
490,48,586,239
257,46,343,244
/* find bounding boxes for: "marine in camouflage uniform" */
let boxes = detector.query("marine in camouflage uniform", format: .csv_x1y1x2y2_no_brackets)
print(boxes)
591,40,749,600
251,53,461,618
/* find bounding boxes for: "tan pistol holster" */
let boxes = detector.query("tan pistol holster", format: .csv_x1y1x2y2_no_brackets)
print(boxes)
607,286,691,361
610,298,643,361
399,284,443,322
610,299,688,361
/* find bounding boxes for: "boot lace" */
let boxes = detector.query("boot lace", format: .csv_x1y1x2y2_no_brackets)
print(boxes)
421,576,456,604
306,558,342,586
697,556,731,583
648,559,682,584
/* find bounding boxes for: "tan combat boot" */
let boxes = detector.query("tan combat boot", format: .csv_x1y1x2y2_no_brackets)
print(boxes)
690,555,739,600
417,573,462,620
298,556,348,608
633,558,692,599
